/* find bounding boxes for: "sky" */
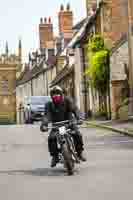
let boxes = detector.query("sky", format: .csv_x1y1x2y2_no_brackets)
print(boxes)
0,0,86,62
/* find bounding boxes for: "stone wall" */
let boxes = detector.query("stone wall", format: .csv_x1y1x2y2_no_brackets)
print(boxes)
103,0,128,48
0,65,16,123
110,39,129,119
110,40,128,81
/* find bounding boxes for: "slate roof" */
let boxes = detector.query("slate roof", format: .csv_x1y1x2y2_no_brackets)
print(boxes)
16,56,57,86
110,34,128,55
16,5,100,87
50,65,74,87
50,7,102,87
73,18,87,30
60,9,101,57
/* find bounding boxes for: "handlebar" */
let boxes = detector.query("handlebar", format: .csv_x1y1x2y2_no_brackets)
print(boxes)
47,120,82,129
40,119,83,132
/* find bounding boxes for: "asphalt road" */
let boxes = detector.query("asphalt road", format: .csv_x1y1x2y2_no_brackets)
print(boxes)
0,124,133,200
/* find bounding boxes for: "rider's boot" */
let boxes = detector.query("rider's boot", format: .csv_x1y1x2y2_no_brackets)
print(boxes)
51,155,59,168
77,152,87,162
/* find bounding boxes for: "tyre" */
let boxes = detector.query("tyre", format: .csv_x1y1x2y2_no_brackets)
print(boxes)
29,118,34,124
62,143,74,175
24,111,33,124
24,111,29,124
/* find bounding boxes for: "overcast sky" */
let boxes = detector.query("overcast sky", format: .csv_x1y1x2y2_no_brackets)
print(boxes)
0,0,86,62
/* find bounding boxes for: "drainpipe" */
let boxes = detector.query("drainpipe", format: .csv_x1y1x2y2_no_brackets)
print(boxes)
31,79,33,96
46,70,49,95
82,47,89,119
43,71,45,95
107,52,111,120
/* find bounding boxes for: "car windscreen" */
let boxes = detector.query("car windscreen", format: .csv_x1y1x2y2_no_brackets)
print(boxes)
30,97,51,105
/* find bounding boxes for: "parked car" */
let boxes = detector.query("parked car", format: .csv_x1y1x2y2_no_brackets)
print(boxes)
24,96,51,124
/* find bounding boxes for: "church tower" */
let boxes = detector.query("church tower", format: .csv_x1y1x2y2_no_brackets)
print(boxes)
18,38,22,63
5,41,9,56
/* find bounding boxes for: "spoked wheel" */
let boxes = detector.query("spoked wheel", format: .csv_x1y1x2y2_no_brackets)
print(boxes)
62,143,74,176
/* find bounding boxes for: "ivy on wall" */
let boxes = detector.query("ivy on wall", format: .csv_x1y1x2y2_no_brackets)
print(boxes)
85,34,110,117
86,34,109,94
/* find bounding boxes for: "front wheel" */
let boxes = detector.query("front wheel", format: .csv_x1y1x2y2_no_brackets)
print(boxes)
62,143,74,175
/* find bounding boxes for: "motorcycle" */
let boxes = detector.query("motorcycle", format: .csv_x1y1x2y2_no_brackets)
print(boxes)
46,120,81,175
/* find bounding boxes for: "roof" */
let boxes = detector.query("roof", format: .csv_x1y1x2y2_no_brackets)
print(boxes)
60,18,90,56
51,8,101,86
60,10,100,57
71,9,102,48
72,18,87,30
16,66,32,86
110,33,128,55
50,65,74,87
17,56,57,86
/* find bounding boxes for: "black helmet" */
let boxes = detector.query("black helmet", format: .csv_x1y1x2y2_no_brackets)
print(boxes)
50,85,63,96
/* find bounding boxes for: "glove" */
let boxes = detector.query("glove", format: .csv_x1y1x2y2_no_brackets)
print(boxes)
77,119,83,125
40,124,48,132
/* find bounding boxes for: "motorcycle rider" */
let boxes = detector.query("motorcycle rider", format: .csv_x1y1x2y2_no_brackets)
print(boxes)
40,85,86,167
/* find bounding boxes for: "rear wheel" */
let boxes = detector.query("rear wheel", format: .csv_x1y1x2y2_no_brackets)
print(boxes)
62,143,74,175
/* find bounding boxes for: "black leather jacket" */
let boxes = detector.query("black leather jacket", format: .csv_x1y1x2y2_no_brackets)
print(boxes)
42,96,81,125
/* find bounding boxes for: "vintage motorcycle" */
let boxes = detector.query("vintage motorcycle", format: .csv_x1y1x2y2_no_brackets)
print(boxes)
46,120,82,175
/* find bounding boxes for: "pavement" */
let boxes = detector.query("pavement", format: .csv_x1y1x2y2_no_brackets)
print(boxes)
86,117,133,137
1,125,133,199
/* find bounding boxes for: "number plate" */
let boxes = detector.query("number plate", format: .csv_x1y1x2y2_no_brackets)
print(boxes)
59,126,66,135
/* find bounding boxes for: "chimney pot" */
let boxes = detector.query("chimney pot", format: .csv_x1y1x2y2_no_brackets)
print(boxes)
60,4,64,11
40,18,43,23
39,16,54,49
44,17,47,23
49,17,51,24
66,3,70,11
58,3,73,37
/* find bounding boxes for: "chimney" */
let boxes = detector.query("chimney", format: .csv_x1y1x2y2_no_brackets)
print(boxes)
39,17,54,49
58,3,73,39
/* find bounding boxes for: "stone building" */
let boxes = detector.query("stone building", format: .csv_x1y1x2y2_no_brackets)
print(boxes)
0,41,22,123
16,3,85,122
16,14,57,118
50,4,104,117
52,0,130,119
85,0,131,119
16,51,57,123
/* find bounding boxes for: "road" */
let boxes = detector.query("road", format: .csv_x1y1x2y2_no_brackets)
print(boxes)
0,124,133,200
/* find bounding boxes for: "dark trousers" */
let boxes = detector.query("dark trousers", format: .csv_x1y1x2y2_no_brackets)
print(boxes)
48,125,84,157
